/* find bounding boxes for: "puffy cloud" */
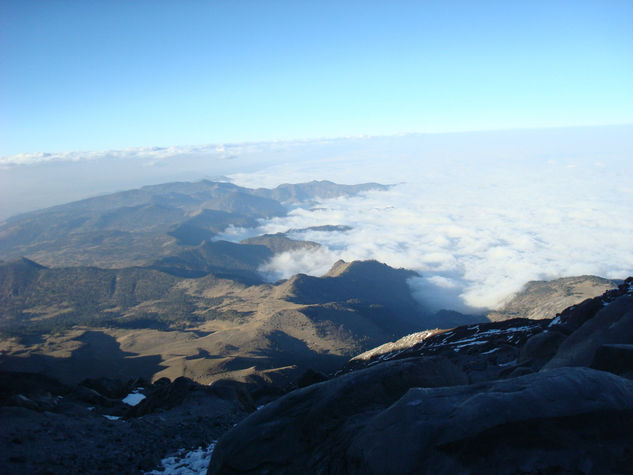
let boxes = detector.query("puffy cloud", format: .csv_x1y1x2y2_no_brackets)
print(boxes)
258,248,340,282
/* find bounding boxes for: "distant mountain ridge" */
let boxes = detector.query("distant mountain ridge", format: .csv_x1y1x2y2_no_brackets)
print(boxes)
0,179,389,268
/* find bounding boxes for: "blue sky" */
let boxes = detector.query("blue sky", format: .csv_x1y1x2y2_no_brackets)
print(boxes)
1,0,632,156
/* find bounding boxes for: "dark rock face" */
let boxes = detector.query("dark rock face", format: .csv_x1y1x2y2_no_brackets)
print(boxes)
208,368,633,474
346,368,633,474
591,343,633,378
0,371,68,406
208,357,467,474
80,376,144,399
344,278,633,380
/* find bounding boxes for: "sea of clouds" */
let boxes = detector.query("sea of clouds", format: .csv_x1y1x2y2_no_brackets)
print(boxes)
3,126,632,312
225,127,633,312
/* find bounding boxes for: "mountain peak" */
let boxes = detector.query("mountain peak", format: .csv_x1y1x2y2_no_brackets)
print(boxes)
5,257,46,269
324,259,349,277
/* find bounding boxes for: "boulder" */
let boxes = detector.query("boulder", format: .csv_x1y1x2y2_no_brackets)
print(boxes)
543,296,633,370
6,394,56,412
208,356,467,474
518,329,566,365
347,367,633,474
208,367,633,474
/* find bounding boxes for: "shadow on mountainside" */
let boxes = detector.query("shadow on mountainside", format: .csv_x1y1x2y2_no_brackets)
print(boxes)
0,330,166,385
261,330,348,373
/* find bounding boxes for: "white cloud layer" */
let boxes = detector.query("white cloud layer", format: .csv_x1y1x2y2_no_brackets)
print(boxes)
226,127,633,312
3,127,632,311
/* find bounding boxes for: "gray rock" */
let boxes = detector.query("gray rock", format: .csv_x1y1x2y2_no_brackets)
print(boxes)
208,367,633,474
208,356,467,474
518,329,566,365
543,296,633,370
347,367,633,474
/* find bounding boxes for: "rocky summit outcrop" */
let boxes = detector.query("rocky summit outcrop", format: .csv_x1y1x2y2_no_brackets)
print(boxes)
208,367,633,474
208,278,633,474
208,356,468,474
345,368,633,474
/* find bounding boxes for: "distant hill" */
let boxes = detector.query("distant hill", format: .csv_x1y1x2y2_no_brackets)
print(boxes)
168,209,259,245
151,240,273,282
277,260,422,322
0,259,185,338
488,275,617,321
253,180,390,204
240,233,321,254
0,179,387,268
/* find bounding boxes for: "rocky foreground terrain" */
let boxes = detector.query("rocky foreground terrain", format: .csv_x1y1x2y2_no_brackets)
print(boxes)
208,278,633,474
0,373,259,474
1,278,630,474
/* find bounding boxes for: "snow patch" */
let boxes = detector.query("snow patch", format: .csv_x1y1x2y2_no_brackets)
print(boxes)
548,315,562,327
498,359,518,367
146,442,217,475
123,389,146,406
103,415,121,421
480,347,501,355
455,341,488,349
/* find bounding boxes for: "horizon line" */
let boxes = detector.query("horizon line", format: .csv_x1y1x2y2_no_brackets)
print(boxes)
3,122,632,162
